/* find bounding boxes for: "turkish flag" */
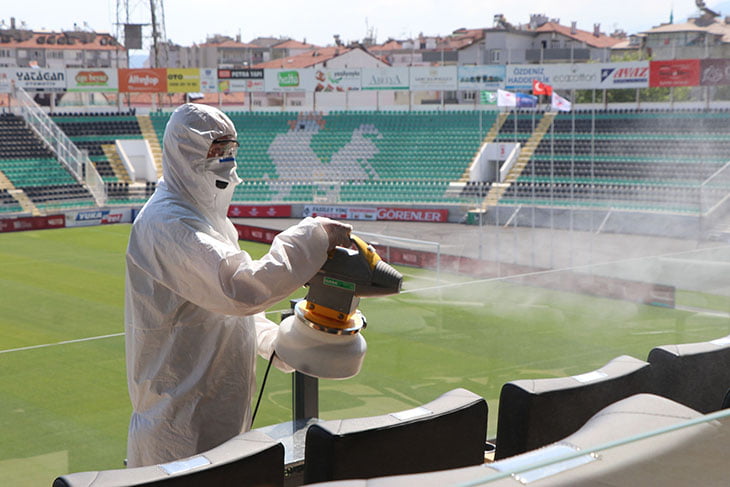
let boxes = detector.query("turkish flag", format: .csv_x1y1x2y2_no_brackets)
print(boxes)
532,79,553,96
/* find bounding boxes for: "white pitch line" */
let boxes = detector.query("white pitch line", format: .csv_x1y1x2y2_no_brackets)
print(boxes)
0,332,125,355
0,310,288,356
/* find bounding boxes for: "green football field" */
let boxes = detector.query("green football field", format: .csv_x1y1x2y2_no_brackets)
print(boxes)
1,224,729,486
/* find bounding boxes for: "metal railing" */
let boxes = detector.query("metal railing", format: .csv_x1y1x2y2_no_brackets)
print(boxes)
701,161,730,216
10,83,107,207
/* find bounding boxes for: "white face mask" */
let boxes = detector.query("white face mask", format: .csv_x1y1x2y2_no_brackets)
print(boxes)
204,156,242,190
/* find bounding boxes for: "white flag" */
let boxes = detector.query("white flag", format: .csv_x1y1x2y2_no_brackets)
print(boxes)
497,89,516,107
551,92,572,112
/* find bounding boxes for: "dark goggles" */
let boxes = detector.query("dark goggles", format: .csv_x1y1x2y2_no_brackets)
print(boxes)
207,138,240,159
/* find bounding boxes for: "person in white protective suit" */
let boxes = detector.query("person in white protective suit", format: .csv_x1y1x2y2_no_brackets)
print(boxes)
124,103,352,468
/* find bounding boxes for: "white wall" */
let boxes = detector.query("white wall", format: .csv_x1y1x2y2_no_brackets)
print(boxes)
116,139,157,182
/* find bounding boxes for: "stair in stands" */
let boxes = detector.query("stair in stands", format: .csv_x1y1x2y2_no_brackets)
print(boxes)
0,170,14,191
483,112,557,209
8,189,40,216
101,144,132,183
137,115,163,178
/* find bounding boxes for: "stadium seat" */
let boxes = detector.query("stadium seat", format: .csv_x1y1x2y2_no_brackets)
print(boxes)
302,388,488,484
51,430,284,487
647,335,730,413
306,394,725,486
494,354,652,459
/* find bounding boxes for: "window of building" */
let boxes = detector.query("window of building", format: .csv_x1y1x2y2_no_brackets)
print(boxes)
490,49,502,62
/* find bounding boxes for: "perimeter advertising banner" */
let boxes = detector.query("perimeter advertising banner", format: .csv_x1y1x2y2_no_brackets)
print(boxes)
302,205,378,220
228,204,292,218
217,68,264,92
376,207,448,222
504,65,550,91
118,68,167,92
361,67,409,90
458,65,506,90
313,68,362,91
66,68,118,92
505,64,599,90
301,205,447,222
234,224,280,244
65,208,133,227
264,68,315,92
0,214,65,233
409,66,458,91
200,68,218,93
10,68,66,91
650,59,701,87
302,205,355,219
700,58,730,86
597,62,650,89
504,63,650,91
166,68,201,93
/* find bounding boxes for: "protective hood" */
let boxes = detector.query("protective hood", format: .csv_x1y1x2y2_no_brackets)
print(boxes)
161,103,242,225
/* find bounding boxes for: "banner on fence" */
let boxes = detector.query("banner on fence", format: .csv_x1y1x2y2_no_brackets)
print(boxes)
0,215,65,232
118,68,167,93
228,205,292,218
66,68,118,92
650,59,701,87
65,208,132,227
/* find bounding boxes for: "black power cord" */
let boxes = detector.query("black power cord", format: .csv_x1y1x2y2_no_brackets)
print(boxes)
250,350,276,429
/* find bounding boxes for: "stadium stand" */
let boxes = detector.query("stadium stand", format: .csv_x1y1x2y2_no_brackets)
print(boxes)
302,388,488,484
1,107,726,223
0,188,23,213
52,430,284,487
0,113,95,210
494,354,652,459
149,110,493,204
51,111,154,205
497,108,730,214
306,394,727,487
647,335,730,413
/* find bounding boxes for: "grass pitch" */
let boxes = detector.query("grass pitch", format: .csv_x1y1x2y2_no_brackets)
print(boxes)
1,224,728,485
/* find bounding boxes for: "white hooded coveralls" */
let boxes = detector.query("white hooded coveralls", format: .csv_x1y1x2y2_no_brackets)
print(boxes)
125,103,329,467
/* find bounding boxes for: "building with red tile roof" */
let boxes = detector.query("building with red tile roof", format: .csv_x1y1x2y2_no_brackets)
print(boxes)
639,9,730,60
253,46,388,69
0,23,125,68
533,22,623,49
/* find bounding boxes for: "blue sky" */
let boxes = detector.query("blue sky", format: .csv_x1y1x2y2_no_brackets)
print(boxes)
4,0,723,49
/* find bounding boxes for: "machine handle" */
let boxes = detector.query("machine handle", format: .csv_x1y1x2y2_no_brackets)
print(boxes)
350,234,381,271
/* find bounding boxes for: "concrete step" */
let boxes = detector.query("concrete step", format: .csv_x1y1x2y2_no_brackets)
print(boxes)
8,189,40,216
